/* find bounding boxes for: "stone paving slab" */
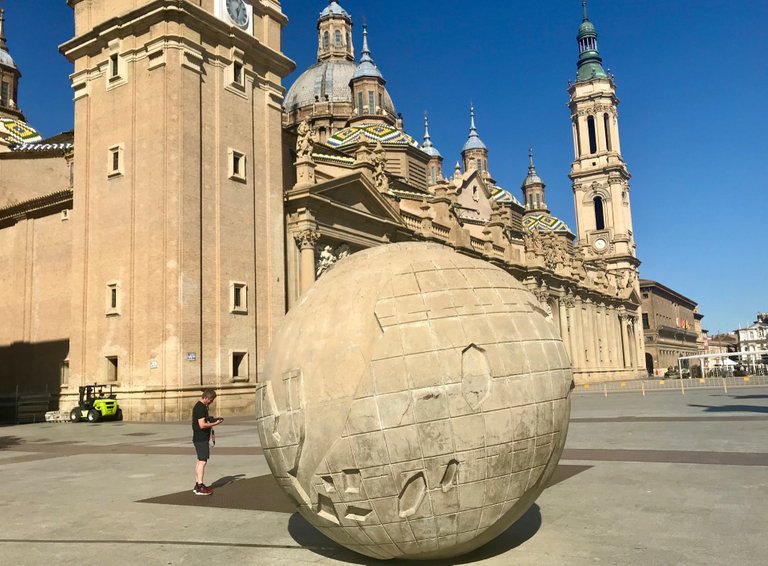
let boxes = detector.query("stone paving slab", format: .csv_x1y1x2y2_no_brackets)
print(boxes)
1,386,767,565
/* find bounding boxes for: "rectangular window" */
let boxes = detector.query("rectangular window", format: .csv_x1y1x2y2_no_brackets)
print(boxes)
228,149,246,182
60,360,70,386
110,54,119,78
378,93,383,111
69,161,74,188
106,356,119,382
106,281,120,315
368,91,375,113
357,92,363,116
230,281,247,313
430,166,436,185
108,144,124,178
0,81,8,107
232,351,248,381
477,159,482,173
233,61,243,86
642,313,650,330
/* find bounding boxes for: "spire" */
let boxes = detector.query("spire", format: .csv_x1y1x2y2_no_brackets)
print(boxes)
575,1,607,82
521,146,547,213
421,113,442,158
0,9,7,51
523,146,543,186
352,24,384,80
461,105,487,152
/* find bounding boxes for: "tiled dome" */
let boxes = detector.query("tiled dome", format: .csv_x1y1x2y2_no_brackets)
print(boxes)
489,185,521,206
326,123,418,149
523,212,573,234
0,117,42,145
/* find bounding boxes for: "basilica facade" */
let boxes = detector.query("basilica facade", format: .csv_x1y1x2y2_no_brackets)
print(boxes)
0,1,645,421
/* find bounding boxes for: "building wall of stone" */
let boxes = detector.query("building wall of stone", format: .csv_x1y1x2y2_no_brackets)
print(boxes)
0,155,70,206
0,210,72,395
58,0,292,420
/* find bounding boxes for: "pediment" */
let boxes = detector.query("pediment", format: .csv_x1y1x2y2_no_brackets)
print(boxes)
454,172,494,220
309,172,404,224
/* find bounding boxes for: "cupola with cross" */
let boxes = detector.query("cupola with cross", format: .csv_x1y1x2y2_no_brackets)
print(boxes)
521,147,548,213
461,105,492,181
349,24,395,125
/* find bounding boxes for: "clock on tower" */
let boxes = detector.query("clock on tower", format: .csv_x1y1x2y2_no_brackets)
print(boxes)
215,0,253,34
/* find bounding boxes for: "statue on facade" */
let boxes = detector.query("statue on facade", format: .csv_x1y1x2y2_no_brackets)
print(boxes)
371,141,389,192
315,243,351,277
296,119,316,160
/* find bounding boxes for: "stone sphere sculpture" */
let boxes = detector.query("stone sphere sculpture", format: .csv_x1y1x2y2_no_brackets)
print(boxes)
256,243,573,560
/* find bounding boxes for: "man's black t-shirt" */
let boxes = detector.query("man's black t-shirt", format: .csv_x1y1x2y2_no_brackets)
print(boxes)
192,401,210,442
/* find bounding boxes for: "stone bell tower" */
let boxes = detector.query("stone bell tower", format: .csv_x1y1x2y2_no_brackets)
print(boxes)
568,1,638,277
60,0,294,419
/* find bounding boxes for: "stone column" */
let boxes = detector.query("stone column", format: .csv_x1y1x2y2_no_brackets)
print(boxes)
583,298,595,369
619,313,631,369
294,228,320,296
558,299,569,357
573,296,585,370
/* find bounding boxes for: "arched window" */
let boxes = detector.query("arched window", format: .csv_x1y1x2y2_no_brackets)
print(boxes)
594,196,605,230
574,120,582,157
477,158,482,173
587,115,597,154
335,30,342,48
323,31,329,49
603,113,612,151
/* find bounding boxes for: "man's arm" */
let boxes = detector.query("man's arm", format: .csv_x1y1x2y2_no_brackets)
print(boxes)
197,416,223,430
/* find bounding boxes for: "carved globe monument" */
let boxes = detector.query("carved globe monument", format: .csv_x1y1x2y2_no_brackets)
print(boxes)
256,243,573,560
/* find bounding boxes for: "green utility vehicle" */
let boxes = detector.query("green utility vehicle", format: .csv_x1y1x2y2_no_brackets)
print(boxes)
69,384,123,423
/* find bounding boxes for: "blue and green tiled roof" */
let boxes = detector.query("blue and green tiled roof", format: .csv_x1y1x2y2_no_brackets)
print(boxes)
523,212,573,234
326,123,418,149
0,117,42,145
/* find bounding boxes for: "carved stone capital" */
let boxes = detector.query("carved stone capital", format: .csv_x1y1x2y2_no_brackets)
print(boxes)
294,229,320,250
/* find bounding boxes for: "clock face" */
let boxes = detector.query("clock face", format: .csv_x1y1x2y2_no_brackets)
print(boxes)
226,0,249,28
593,238,607,252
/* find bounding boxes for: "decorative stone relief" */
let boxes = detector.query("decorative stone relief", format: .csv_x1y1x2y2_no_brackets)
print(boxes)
293,228,320,251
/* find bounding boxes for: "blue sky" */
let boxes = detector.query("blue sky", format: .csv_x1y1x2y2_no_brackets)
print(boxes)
4,0,767,334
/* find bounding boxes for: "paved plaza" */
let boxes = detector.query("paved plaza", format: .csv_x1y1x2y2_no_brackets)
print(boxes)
2,385,767,565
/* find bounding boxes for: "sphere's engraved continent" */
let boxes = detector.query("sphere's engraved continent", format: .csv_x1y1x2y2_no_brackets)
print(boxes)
256,243,573,560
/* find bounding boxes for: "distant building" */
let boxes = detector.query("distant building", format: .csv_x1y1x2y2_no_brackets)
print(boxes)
640,279,699,375
702,332,738,375
736,313,768,366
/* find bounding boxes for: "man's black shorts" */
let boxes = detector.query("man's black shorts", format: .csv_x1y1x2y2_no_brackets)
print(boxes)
194,441,210,461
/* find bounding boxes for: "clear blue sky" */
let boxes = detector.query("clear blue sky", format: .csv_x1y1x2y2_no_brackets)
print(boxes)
4,0,767,334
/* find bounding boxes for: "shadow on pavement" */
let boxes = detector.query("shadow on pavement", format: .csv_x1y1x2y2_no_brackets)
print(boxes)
0,436,24,450
288,504,543,564
689,404,768,414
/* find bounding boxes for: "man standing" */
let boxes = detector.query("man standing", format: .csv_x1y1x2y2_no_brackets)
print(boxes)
191,389,223,495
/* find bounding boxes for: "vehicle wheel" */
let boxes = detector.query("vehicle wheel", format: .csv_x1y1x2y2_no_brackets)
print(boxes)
69,408,81,423
87,409,100,423
115,408,123,421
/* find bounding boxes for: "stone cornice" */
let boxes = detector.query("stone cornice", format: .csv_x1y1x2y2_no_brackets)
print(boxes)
60,0,295,78
0,189,73,227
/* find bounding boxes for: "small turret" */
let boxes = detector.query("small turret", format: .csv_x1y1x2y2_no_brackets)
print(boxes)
521,146,548,213
349,24,394,124
317,1,354,62
422,113,443,186
461,105,490,179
